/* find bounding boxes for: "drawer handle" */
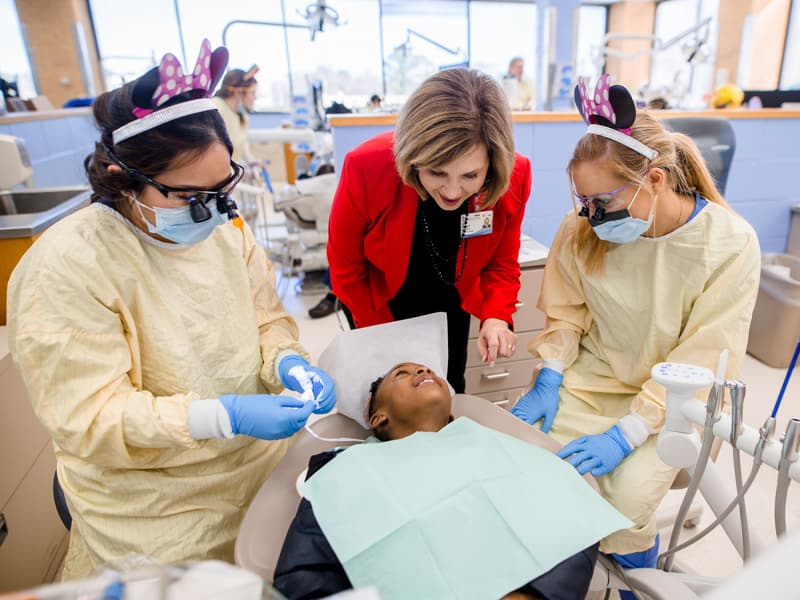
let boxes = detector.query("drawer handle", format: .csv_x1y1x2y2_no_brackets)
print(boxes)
483,371,510,380
515,302,525,309
492,399,510,406
0,513,6,547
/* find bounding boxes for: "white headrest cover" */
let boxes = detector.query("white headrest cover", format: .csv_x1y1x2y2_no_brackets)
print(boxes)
318,313,451,429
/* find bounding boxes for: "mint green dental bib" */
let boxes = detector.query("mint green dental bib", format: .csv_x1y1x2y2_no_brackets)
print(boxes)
301,417,632,600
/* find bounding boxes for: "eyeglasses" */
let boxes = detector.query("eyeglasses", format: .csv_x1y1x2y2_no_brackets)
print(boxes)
107,148,244,222
572,182,631,209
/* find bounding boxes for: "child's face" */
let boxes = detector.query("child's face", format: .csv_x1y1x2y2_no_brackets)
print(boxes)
369,363,452,440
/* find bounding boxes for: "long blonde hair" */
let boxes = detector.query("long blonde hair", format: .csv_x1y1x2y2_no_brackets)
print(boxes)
568,111,729,272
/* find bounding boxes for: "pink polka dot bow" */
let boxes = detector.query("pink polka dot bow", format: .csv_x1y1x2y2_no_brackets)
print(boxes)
132,38,228,118
574,73,637,134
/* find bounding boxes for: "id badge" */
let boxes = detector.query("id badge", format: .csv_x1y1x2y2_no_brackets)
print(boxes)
461,210,493,238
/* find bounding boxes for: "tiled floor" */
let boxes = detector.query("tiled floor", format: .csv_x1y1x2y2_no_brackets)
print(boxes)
279,274,800,590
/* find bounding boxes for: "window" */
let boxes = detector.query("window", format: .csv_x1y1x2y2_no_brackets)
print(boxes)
737,0,793,90
283,0,382,112
89,0,181,90
469,1,537,92
382,1,468,102
575,5,608,82
649,0,700,103
0,0,37,99
780,0,800,89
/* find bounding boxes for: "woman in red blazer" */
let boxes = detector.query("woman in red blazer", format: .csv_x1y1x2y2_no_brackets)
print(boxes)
328,68,532,392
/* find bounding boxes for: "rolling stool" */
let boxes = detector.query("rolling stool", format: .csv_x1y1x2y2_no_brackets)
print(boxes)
53,471,71,531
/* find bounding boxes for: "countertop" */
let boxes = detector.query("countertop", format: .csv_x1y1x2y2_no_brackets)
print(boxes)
329,108,800,127
519,235,548,268
0,188,91,239
0,107,92,125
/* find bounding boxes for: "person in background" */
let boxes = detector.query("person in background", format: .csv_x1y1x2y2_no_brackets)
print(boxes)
212,65,259,166
6,40,336,580
327,68,532,393
502,56,535,110
366,93,382,111
510,74,760,594
273,362,599,600
308,271,338,319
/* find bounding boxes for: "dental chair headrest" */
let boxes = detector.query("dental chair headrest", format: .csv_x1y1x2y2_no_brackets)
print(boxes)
318,313,452,429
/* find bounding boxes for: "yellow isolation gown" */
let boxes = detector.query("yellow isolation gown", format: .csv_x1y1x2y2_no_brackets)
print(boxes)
529,201,761,554
7,202,307,578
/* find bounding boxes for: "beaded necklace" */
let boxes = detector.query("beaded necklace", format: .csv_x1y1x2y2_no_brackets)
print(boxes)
418,201,469,286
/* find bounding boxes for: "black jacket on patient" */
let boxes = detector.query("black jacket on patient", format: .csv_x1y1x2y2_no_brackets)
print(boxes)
272,449,599,600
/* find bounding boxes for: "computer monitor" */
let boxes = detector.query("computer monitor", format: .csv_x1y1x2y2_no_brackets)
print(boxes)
743,89,800,108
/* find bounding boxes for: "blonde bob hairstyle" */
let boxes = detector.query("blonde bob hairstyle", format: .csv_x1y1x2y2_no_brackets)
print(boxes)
568,110,730,273
394,68,515,209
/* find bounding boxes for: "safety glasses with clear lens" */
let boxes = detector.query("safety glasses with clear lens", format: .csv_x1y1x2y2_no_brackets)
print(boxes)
572,182,631,209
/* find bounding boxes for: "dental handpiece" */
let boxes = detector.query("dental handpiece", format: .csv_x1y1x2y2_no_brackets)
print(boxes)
776,418,800,537
727,380,750,560
728,381,746,443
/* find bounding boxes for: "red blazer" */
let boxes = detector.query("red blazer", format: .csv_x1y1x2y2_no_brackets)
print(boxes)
328,131,532,328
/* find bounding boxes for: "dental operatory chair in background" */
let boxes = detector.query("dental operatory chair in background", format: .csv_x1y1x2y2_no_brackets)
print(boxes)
661,117,735,195
272,172,336,276
229,168,336,298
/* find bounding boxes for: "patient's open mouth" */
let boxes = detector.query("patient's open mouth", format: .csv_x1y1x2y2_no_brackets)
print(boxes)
414,374,438,387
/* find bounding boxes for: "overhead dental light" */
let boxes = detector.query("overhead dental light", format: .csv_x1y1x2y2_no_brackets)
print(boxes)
299,1,345,41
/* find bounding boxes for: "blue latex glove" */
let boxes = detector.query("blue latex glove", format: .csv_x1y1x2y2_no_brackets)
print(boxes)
509,367,564,432
219,394,314,440
557,424,633,476
278,355,337,414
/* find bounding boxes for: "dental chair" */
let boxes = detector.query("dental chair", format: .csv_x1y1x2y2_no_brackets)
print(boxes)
268,172,336,294
661,117,735,195
233,313,716,599
235,312,607,594
234,393,599,585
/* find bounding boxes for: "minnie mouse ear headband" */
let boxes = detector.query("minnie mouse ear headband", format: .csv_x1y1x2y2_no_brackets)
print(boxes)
112,39,229,146
574,73,658,161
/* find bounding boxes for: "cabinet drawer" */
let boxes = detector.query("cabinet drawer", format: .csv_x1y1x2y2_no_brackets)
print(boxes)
465,329,538,368
0,444,69,592
465,358,540,395
0,356,50,509
515,267,546,333
468,267,546,337
479,388,526,411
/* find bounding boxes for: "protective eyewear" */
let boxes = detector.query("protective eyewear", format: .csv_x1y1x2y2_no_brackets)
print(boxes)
573,182,632,210
573,182,632,222
107,148,244,222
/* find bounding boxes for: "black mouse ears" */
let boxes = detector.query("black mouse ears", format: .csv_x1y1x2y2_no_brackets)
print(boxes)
130,38,229,118
573,73,658,160
574,73,637,133
112,39,229,145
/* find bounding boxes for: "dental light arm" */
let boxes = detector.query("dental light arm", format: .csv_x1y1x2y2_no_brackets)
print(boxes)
728,381,751,560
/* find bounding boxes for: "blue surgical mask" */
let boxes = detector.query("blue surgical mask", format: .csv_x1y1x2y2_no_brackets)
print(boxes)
590,186,654,244
132,195,228,245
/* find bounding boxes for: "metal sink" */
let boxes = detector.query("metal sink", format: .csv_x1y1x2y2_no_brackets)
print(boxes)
0,186,91,238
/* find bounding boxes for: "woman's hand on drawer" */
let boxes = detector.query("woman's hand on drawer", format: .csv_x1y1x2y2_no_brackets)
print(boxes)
478,318,517,366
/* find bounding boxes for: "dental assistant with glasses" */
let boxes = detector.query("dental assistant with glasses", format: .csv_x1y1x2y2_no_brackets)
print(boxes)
328,68,532,393
510,74,760,579
6,40,335,579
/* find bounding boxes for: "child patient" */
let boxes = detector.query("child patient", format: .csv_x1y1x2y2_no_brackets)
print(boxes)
272,362,599,600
